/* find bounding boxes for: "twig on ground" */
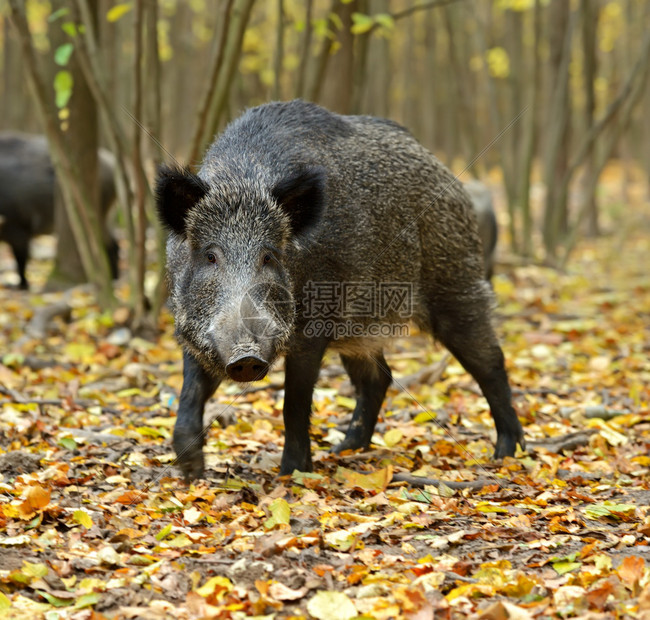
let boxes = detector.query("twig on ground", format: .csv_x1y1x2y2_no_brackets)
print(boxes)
584,405,628,420
25,300,73,339
527,430,597,453
391,472,502,490
394,353,451,389
335,449,392,462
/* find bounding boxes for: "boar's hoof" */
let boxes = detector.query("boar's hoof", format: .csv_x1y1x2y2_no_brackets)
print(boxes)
493,431,525,459
173,428,205,481
226,356,269,382
279,451,313,476
331,434,369,455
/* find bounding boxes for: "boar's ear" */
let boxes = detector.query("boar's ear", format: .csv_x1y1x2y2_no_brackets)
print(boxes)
155,165,209,236
271,165,326,238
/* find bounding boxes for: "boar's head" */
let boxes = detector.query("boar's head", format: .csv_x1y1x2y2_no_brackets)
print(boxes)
155,164,325,382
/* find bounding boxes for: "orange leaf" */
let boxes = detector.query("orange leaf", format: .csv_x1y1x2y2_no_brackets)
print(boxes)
579,541,598,559
586,581,615,609
618,556,645,589
25,485,50,511
334,465,393,492
115,491,147,505
255,580,269,596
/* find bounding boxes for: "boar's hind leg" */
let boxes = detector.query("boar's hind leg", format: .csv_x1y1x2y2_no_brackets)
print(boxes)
10,236,30,290
280,342,328,475
333,352,392,454
431,298,525,459
173,350,221,481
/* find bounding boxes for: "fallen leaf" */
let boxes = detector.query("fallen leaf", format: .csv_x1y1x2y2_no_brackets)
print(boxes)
307,590,357,620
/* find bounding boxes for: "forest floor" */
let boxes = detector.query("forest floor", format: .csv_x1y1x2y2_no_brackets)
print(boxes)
0,174,649,619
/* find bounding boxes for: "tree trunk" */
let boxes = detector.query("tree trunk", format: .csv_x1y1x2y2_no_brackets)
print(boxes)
273,0,284,100
443,4,478,174
307,0,340,104
580,0,600,237
321,0,357,114
203,0,256,145
100,0,117,110
131,0,147,327
187,0,234,165
364,0,391,120
8,0,115,306
422,6,437,149
295,0,314,99
542,0,574,262
2,15,31,130
48,0,101,290
440,25,457,166
519,0,542,257
560,26,650,265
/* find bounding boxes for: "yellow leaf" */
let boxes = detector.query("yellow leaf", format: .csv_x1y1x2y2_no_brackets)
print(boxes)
475,501,509,514
135,426,165,438
63,342,96,362
147,416,176,428
307,590,357,620
183,506,203,525
106,3,132,22
0,591,10,609
413,410,442,424
0,535,30,546
196,575,233,599
73,510,93,529
335,465,393,492
324,529,359,552
383,428,403,447
446,582,494,601
264,498,291,530
165,534,192,548
437,482,455,498
486,46,510,79
587,419,628,446
77,578,105,593
105,475,130,484
21,562,48,579
335,396,356,410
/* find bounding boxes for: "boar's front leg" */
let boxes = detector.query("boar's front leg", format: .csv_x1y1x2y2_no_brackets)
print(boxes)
173,350,221,481
280,341,327,475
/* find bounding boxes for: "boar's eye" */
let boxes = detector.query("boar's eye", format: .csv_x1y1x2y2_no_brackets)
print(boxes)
262,254,272,266
207,252,218,264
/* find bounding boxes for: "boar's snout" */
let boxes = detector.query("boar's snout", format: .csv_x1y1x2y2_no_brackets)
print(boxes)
226,355,270,383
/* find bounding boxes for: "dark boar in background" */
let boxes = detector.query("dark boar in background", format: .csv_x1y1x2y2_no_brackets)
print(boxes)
0,132,118,289
464,179,498,280
156,100,525,480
